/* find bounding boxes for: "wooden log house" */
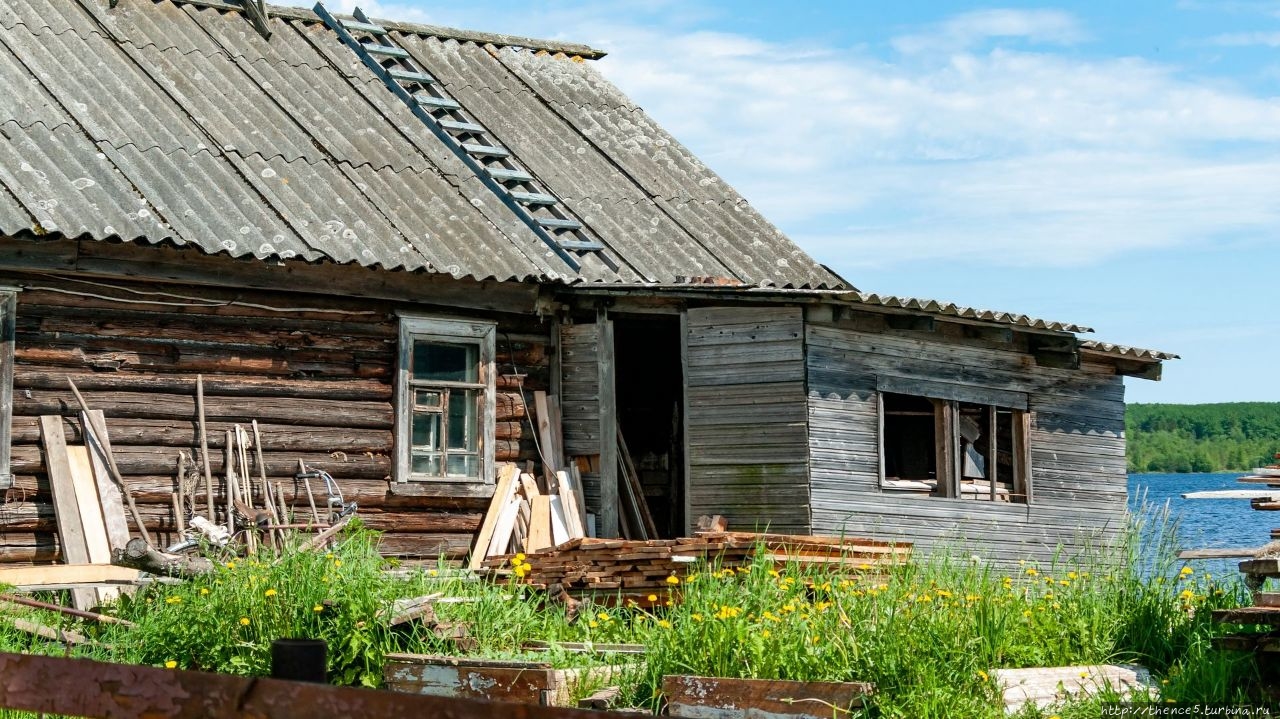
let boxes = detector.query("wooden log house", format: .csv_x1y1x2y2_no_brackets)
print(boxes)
0,0,1173,567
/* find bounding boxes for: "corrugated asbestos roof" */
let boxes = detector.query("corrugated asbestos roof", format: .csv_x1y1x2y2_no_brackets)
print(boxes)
835,291,1095,334
0,0,844,288
1080,341,1179,362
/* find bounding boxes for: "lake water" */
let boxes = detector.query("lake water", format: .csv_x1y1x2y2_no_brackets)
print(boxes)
1130,472,1272,577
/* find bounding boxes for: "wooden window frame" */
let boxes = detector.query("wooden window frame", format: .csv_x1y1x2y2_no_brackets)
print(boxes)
395,316,496,485
0,288,13,490
876,381,1032,504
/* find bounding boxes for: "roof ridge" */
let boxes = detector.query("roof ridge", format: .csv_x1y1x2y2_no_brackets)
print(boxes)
169,0,608,59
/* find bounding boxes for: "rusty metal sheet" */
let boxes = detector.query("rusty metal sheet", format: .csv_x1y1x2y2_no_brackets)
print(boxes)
104,142,317,262
0,124,170,242
0,651,619,719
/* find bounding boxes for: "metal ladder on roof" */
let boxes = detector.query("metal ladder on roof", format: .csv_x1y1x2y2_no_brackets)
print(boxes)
313,3,615,273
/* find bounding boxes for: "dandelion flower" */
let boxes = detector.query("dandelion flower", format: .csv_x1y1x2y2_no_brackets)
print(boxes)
514,553,526,562
428,569,438,577
657,620,672,629
666,575,680,586
264,589,277,597
588,620,598,628
199,588,210,596
1026,568,1038,576
647,594,658,602
165,660,177,669
761,629,770,638
977,670,989,682
333,559,343,568
597,612,610,621
239,617,250,626
1180,566,1194,576
313,604,324,613
225,562,236,570
165,596,181,604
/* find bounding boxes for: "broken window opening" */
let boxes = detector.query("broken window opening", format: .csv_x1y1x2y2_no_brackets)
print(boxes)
880,391,1029,503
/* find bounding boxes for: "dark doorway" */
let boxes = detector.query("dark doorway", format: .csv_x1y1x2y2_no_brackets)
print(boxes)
613,315,684,538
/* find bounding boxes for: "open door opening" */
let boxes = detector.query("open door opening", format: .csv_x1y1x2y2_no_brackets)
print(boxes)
613,315,684,538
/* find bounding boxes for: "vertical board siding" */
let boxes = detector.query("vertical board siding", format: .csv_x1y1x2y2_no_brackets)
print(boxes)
2,277,549,564
559,322,602,516
685,307,810,534
805,322,1127,567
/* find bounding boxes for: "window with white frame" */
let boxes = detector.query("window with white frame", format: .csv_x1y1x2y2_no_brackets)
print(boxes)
396,316,496,483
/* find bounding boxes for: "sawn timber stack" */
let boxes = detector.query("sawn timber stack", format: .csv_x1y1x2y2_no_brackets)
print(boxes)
486,532,911,595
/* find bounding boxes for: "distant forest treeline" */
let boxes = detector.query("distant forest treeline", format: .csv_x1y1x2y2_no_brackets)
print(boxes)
1126,403,1280,473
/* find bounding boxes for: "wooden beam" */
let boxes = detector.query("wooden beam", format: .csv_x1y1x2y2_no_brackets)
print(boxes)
0,288,14,489
597,313,618,538
0,564,140,588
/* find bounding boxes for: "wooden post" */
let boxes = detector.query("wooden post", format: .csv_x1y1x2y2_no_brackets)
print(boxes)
196,375,214,519
597,310,618,539
0,290,14,490
987,406,998,502
225,430,237,537
1014,410,1032,503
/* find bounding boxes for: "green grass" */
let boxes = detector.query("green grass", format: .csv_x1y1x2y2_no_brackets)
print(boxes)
0,511,1262,717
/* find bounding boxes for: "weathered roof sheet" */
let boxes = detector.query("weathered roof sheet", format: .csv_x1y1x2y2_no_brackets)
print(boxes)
1080,341,1180,362
0,0,843,288
836,291,1095,334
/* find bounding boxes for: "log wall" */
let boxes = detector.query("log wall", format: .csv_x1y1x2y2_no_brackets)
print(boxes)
0,274,550,564
805,314,1128,567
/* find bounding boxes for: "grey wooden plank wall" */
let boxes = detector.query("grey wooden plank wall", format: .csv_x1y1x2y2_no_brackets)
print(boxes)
559,322,604,517
805,321,1128,567
685,306,810,534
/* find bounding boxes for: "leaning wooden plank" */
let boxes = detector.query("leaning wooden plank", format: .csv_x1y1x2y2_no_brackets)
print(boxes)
662,675,874,718
468,463,520,570
66,445,119,605
546,394,566,470
527,495,553,553
617,429,656,539
0,565,140,588
82,411,130,552
533,391,560,474
38,416,96,611
559,488,585,540
549,496,570,546
65,379,151,546
485,499,521,557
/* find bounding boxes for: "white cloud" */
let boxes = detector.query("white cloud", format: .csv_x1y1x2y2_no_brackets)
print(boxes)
1209,30,1280,46
891,9,1086,55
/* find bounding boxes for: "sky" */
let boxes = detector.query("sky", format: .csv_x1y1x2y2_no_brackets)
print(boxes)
295,0,1280,404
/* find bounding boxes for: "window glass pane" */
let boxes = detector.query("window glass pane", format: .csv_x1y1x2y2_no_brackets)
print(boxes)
448,389,476,451
412,412,442,452
446,454,478,478
412,453,442,475
415,390,442,409
413,341,477,383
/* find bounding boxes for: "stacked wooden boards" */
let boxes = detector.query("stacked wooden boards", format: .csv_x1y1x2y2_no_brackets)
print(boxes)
486,531,911,596
37,411,131,609
467,463,590,569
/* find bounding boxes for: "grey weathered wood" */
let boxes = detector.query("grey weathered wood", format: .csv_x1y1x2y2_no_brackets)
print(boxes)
38,416,96,610
597,312,618,539
82,411,129,551
0,289,14,489
876,375,1028,411
806,321,1126,568
684,306,810,534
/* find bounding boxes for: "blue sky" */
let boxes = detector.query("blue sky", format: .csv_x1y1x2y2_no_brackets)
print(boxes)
303,0,1280,404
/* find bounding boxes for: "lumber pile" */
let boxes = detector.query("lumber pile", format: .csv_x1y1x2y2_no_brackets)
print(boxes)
468,461,589,569
485,530,911,595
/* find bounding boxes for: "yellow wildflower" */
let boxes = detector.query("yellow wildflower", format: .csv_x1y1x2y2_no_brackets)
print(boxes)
1067,572,1077,580
691,613,704,622
333,559,342,568
1026,568,1038,576
514,553,526,562
313,604,324,613
428,569,438,577
225,562,236,570
165,596,181,604
199,588,210,596
761,629,770,638
977,670,989,681
264,589,277,598
657,620,672,629
588,621,598,628
647,594,658,602
1180,566,1194,576
165,660,177,669
666,575,680,586
239,617,250,626
597,612,610,621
